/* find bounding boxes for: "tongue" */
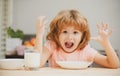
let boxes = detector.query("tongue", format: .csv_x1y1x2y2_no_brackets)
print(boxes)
65,42,73,48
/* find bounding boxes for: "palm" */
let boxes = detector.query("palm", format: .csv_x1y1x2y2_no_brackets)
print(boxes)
36,16,47,34
91,22,112,43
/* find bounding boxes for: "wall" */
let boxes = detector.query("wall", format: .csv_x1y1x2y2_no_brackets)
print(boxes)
11,0,120,57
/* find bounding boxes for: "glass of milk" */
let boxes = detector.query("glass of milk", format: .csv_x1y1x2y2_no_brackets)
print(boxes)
24,49,40,70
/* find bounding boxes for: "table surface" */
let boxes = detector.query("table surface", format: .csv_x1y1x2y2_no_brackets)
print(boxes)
0,67,120,76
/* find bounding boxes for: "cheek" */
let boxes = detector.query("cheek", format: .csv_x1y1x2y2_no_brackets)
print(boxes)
75,34,82,41
59,34,65,43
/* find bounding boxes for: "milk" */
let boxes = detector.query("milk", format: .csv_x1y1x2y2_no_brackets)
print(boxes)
24,51,40,69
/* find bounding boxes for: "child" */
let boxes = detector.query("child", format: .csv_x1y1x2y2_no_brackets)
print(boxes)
34,9,120,69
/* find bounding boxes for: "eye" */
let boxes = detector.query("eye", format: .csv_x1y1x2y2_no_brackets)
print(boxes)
62,30,67,34
73,31,78,34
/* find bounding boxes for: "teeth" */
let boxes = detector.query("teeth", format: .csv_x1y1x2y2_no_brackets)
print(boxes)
65,42,74,48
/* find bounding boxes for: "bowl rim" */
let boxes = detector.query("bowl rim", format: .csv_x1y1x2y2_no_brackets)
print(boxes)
56,61,93,63
0,59,24,61
56,61,93,69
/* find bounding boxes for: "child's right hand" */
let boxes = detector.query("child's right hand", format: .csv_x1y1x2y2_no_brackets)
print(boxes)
36,16,47,34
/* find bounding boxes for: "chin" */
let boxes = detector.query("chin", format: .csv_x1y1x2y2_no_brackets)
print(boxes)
62,47,76,53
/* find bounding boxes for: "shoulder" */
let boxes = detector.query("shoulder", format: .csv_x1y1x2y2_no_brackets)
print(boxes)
44,40,57,53
82,44,93,51
45,40,56,47
80,44,98,61
82,44,98,55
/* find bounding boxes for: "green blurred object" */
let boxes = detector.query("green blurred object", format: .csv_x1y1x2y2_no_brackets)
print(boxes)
7,27,24,40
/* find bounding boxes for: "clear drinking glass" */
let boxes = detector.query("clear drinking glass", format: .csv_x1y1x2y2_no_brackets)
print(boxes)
24,49,40,70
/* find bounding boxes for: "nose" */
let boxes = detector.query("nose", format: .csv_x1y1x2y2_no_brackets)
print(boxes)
68,34,73,40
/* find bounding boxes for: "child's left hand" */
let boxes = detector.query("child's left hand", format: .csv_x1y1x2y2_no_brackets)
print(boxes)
91,22,113,44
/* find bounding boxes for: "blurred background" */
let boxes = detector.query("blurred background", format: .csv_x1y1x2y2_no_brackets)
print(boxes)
0,0,120,59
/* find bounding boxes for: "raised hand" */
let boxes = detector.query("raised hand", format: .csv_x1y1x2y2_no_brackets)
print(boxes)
36,16,47,34
34,16,47,52
91,22,113,44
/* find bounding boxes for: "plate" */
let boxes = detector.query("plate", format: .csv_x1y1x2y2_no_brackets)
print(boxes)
56,61,92,69
0,59,24,70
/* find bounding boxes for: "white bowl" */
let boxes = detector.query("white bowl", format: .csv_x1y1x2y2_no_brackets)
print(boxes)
0,59,24,70
56,61,92,69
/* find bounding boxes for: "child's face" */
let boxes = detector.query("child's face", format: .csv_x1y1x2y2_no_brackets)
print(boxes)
59,26,82,53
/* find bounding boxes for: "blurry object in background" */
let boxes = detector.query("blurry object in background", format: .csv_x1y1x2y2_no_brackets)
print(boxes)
5,39,24,59
24,41,33,47
5,54,24,59
16,45,25,56
30,37,36,46
24,37,36,47
5,34,35,59
0,0,13,59
6,38,22,55
23,34,36,42
5,27,24,57
7,27,24,40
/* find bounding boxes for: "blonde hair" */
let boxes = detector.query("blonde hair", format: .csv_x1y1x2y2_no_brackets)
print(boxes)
47,9,90,50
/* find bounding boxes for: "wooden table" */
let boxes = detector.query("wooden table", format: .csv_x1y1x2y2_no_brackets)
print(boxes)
0,67,120,76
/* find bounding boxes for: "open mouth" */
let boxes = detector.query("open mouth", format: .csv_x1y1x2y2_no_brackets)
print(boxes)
65,42,74,48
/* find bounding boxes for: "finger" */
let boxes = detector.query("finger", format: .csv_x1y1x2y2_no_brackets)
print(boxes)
97,24,101,34
108,29,113,36
42,17,47,26
101,22,106,30
97,24,100,30
38,16,46,21
104,23,109,30
37,16,47,31
43,20,48,27
37,16,46,26
37,18,42,28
